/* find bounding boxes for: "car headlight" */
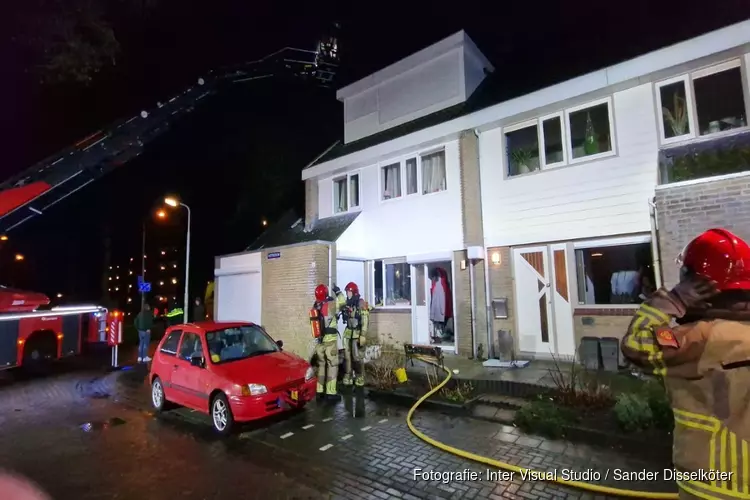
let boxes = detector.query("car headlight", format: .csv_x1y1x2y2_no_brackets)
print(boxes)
242,383,267,396
305,366,315,381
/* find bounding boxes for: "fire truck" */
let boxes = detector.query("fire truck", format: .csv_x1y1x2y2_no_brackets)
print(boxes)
0,286,121,370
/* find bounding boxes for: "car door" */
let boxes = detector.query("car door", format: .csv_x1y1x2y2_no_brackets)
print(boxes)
171,330,208,411
156,329,183,403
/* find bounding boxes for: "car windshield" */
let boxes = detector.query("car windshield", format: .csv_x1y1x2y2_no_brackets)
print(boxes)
205,325,279,364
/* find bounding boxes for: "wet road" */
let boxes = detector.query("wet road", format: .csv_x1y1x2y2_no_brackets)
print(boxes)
0,363,674,500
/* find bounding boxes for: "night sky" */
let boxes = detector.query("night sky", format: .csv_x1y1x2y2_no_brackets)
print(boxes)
0,0,748,303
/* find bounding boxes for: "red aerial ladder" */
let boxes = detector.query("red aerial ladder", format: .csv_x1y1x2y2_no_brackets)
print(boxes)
0,24,340,367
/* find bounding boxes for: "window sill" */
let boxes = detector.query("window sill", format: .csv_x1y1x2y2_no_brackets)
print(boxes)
659,125,750,150
372,307,411,314
421,188,448,197
574,307,639,317
568,149,616,165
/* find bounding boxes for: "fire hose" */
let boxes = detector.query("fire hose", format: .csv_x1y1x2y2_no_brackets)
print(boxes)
406,356,679,499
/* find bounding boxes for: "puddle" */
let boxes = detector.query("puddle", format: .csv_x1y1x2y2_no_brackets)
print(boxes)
79,417,127,432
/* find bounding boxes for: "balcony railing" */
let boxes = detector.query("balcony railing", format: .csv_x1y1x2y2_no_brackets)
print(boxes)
658,129,750,184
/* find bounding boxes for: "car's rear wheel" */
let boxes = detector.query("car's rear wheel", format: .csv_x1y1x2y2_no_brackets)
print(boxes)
151,377,173,412
211,393,234,436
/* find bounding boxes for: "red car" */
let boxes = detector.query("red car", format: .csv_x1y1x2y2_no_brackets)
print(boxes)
149,321,317,435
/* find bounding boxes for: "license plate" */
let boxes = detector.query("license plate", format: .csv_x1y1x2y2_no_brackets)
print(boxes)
290,390,298,401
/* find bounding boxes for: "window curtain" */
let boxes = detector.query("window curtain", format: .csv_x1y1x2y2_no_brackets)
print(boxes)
336,181,347,212
422,152,446,193
383,164,400,199
406,160,417,194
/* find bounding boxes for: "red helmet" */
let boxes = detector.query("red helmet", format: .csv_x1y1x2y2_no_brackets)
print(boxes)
344,282,359,296
677,228,750,291
314,284,329,302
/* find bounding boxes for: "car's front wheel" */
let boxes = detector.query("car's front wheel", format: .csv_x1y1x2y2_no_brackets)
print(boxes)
151,377,172,412
211,393,235,436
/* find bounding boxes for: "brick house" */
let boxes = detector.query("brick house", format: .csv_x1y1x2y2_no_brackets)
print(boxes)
214,20,750,361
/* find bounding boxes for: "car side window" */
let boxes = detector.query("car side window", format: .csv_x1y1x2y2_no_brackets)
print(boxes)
178,332,204,361
160,330,182,356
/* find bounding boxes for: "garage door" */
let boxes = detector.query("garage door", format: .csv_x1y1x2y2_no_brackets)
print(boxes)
216,272,261,324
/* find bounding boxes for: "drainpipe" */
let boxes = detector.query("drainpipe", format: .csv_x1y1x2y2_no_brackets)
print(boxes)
648,199,663,289
327,242,334,293
469,258,477,359
482,248,493,359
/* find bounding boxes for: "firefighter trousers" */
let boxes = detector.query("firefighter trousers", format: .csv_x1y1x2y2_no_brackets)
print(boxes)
342,333,365,386
315,336,338,395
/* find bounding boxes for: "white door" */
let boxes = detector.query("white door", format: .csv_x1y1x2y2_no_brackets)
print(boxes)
411,264,430,345
216,272,261,324
513,247,553,355
336,259,365,347
549,244,575,358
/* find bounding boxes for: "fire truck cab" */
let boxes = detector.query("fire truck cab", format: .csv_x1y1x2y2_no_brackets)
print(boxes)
0,287,113,370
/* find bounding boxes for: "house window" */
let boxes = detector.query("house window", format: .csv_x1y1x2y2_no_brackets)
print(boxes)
567,101,613,160
694,64,746,136
421,150,447,194
656,60,747,143
381,162,401,200
574,240,654,306
373,260,411,307
541,116,565,166
506,123,540,177
349,174,360,208
405,158,418,195
333,177,347,213
333,173,360,213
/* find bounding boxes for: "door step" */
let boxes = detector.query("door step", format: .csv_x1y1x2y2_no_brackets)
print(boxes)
475,394,528,409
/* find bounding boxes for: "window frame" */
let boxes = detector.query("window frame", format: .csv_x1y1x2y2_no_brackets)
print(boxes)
564,97,617,165
654,59,749,146
331,171,362,214
572,234,653,309
377,147,448,204
503,119,541,178
178,331,205,362
371,257,412,309
160,329,183,356
539,112,568,168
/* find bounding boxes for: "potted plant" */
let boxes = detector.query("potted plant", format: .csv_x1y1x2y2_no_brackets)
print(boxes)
663,93,689,137
511,148,534,174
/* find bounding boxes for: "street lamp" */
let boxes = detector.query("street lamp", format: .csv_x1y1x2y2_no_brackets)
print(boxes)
164,196,191,323
0,235,8,241
14,253,24,261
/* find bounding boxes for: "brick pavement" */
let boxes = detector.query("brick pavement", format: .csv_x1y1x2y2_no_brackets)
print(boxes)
0,360,679,500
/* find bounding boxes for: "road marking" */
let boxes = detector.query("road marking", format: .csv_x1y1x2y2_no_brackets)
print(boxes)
361,426,372,431
302,424,315,430
319,444,333,451
378,419,388,423
322,417,333,422
341,434,353,440
280,432,294,439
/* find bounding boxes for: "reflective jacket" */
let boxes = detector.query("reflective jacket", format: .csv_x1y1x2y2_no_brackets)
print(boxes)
621,288,750,499
342,298,371,338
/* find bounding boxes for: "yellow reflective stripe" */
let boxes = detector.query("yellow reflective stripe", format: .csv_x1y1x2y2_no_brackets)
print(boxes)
743,440,749,494
674,414,720,433
673,408,721,429
640,303,672,324
720,427,728,488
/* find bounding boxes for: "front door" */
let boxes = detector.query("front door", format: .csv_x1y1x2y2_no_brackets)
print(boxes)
411,264,430,345
513,245,574,358
513,247,554,355
411,261,454,349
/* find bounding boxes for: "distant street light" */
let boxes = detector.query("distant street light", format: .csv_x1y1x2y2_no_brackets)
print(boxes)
14,254,24,261
57,293,63,298
156,209,167,219
164,195,191,323
262,219,267,226
0,235,8,241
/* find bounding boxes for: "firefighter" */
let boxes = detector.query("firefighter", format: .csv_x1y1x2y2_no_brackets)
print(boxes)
165,301,184,326
621,228,750,499
310,284,344,401
341,282,371,388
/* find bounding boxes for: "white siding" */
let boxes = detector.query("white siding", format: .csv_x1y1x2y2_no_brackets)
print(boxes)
324,141,463,259
217,252,261,271
215,251,262,324
480,83,659,247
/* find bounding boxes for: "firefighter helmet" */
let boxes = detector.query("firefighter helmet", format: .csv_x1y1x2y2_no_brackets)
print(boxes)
345,282,359,296
677,228,750,291
314,284,329,302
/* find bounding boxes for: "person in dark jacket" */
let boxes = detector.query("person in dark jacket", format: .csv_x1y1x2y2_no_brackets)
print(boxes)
192,297,206,322
134,303,154,363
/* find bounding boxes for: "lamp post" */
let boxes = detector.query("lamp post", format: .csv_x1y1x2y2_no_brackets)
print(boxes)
164,196,191,323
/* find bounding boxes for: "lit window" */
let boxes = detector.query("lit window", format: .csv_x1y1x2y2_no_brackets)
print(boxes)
575,240,654,305
171,278,177,284
161,251,166,256
567,100,613,160
159,281,164,286
506,123,540,176
332,173,360,213
160,266,165,270
421,150,446,194
372,260,411,307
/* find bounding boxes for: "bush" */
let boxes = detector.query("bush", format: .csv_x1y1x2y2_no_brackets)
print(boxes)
641,378,674,431
614,393,653,432
548,352,614,410
365,341,406,390
515,397,577,439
